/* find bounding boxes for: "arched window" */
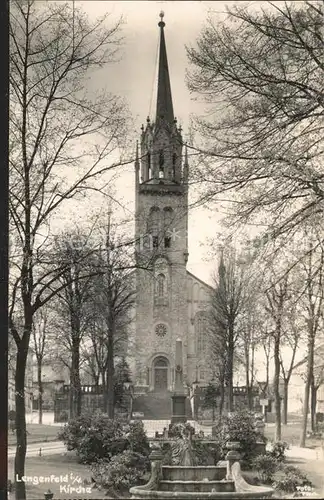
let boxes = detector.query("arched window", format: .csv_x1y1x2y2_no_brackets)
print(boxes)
196,313,208,354
172,153,177,179
159,150,164,178
148,207,160,235
163,207,173,248
147,152,151,177
157,273,165,297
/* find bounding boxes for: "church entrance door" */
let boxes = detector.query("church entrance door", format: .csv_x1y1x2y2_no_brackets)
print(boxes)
153,357,168,391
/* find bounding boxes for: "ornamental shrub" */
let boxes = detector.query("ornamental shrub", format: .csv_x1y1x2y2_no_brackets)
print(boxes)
251,454,280,483
268,440,289,462
58,412,149,464
124,419,150,456
221,411,266,465
91,450,150,492
272,464,313,493
252,455,313,494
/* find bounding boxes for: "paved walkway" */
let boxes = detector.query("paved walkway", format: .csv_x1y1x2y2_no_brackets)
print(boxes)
8,441,65,459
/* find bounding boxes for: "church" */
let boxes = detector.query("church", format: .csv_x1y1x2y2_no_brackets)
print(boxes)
132,13,213,399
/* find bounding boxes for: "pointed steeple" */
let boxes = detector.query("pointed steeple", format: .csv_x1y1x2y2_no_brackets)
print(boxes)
156,12,174,126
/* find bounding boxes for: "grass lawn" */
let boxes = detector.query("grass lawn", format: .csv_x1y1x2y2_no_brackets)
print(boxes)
264,422,324,449
8,424,63,446
8,453,109,500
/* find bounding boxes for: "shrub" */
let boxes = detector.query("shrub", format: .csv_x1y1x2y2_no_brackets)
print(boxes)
161,442,172,465
221,411,266,465
272,464,313,494
268,440,289,462
91,450,150,492
252,455,313,494
251,454,280,483
124,420,150,456
168,422,195,439
58,412,149,464
192,441,222,465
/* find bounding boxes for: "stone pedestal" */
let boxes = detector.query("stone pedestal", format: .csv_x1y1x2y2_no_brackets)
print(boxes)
171,393,187,423
225,441,241,480
171,339,187,423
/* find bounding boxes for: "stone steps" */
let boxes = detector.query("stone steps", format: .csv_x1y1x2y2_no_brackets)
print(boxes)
132,391,192,420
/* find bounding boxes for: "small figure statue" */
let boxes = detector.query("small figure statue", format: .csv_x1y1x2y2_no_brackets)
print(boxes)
171,424,197,466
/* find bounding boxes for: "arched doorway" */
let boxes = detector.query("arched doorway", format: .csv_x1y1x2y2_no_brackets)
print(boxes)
153,356,168,392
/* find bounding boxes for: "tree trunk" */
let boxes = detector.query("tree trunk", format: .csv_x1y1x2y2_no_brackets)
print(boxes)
70,339,81,418
300,334,314,447
274,335,281,441
219,375,225,419
107,323,115,419
310,380,317,433
14,320,32,500
282,379,288,425
37,361,43,425
103,370,108,412
227,330,234,412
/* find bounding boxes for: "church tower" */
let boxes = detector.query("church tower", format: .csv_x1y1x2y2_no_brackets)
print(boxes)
134,12,189,393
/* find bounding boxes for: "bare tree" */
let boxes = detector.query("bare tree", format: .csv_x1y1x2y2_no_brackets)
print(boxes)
9,1,129,497
51,231,98,418
311,346,324,432
31,307,56,424
186,1,324,242
299,238,324,446
91,212,136,418
265,273,291,441
208,248,249,413
236,294,264,410
279,305,303,425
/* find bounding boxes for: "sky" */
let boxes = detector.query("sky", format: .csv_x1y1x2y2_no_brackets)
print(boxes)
51,0,242,285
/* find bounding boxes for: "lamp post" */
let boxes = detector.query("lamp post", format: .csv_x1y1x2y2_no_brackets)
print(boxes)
192,379,199,421
257,381,268,422
123,381,133,420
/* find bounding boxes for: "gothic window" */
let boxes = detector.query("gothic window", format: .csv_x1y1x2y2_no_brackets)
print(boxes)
193,283,199,301
164,236,171,248
148,207,160,236
172,153,177,179
196,312,208,354
159,150,164,178
156,273,165,297
199,368,205,381
163,207,173,248
147,152,151,177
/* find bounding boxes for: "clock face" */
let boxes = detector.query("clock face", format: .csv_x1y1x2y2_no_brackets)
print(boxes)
155,323,167,337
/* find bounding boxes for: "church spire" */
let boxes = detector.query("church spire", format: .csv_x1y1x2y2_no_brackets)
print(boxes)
156,12,174,126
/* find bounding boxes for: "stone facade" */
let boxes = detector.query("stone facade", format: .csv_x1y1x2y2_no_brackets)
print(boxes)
131,14,212,394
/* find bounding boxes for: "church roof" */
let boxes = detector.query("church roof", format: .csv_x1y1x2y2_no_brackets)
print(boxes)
186,270,215,293
156,12,174,126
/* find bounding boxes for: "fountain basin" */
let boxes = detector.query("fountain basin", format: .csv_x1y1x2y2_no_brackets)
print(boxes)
130,488,273,499
162,465,226,481
129,462,274,499
160,479,235,492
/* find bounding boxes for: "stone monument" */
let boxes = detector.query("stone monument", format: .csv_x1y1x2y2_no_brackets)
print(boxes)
171,339,187,423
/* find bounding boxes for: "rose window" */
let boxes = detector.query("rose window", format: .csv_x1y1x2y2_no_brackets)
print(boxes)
155,323,167,337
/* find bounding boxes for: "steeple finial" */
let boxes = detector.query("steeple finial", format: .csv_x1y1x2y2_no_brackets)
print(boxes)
156,11,174,125
158,10,165,27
